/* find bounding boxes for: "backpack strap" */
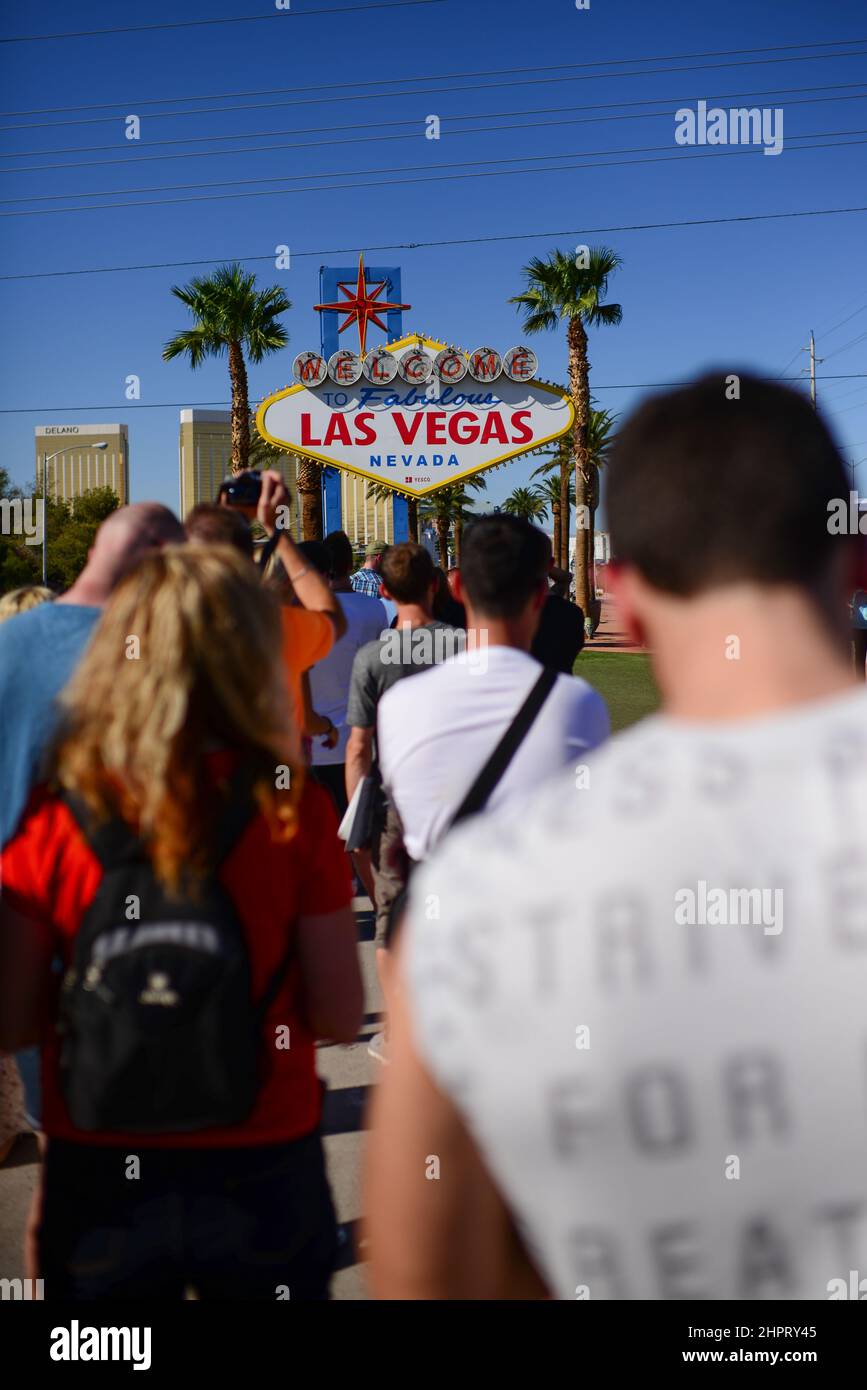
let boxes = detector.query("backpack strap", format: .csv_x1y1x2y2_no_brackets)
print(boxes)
448,666,558,829
214,764,259,863
61,793,143,866
254,939,296,1023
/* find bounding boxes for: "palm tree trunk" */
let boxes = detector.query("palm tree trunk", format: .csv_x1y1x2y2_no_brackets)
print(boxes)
407,498,419,542
558,453,570,570
568,318,592,620
435,517,450,566
296,455,323,540
551,501,561,569
453,514,463,565
228,340,251,474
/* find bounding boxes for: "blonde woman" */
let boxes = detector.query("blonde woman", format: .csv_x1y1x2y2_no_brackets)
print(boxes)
0,546,362,1300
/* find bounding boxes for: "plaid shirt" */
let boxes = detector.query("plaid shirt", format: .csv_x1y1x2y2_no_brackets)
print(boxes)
350,567,383,599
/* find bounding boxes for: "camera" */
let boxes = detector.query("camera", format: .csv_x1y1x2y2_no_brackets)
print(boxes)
218,470,262,507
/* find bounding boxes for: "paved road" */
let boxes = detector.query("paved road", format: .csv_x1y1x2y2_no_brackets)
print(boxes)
0,898,381,1301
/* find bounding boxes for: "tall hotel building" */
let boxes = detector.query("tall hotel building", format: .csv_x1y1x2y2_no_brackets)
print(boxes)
35,424,129,505
178,409,301,536
336,472,396,550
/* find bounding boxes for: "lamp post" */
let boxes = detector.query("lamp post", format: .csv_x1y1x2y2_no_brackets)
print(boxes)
39,440,107,583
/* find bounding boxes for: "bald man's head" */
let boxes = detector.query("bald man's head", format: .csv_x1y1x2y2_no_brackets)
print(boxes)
68,503,185,604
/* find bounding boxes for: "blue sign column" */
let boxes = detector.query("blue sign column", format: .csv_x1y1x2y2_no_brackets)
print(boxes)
317,264,409,541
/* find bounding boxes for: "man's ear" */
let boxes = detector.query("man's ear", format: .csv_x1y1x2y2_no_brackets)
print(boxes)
608,563,647,647
453,571,466,604
533,579,548,612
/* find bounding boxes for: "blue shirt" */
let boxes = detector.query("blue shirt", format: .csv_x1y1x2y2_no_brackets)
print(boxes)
0,603,100,847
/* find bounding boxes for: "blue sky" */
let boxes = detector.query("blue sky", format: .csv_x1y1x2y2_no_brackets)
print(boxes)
1,0,866,513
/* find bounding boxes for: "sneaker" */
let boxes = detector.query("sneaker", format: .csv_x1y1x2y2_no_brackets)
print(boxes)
367,1032,390,1065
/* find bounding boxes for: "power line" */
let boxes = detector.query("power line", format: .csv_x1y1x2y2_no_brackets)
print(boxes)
2,204,864,282
0,0,444,45
830,393,867,414
778,299,867,382
815,377,867,403
4,47,867,132
6,375,867,415
824,329,867,361
815,299,867,339
3,35,865,116
4,86,866,174
8,126,862,206
3,133,864,218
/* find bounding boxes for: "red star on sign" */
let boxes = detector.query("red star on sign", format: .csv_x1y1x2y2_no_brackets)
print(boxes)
314,252,410,358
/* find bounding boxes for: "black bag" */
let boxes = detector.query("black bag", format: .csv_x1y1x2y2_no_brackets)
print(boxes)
385,666,558,943
57,771,293,1134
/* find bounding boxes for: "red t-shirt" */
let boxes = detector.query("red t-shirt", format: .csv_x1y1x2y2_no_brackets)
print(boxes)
0,763,353,1148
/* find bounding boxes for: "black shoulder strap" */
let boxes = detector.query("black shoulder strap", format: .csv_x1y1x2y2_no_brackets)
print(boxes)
449,666,558,830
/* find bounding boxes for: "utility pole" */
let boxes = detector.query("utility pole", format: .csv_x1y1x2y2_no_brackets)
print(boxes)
802,330,824,410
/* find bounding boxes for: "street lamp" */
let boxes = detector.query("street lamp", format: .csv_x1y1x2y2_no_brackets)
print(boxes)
39,440,107,583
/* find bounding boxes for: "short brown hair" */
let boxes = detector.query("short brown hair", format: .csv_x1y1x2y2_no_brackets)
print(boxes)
607,373,850,595
380,541,435,604
185,503,254,559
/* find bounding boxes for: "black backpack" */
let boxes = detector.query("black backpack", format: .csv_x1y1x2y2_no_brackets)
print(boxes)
57,771,294,1134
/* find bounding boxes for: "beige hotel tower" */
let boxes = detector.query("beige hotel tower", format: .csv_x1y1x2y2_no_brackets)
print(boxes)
35,424,129,504
178,409,301,536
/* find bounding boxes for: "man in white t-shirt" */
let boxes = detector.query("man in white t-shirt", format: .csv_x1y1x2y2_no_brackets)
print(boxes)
377,514,609,863
366,372,867,1301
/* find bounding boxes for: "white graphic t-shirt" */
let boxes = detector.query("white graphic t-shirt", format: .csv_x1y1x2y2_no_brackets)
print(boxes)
405,686,867,1300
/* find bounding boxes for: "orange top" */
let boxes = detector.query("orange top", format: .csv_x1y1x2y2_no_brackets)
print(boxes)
280,608,334,729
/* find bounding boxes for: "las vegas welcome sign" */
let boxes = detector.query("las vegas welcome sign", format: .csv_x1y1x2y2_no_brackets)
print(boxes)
256,333,574,499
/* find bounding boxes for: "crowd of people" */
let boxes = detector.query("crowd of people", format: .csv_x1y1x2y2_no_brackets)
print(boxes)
1,372,866,1301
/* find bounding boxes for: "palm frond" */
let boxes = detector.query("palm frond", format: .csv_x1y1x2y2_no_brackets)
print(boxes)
161,325,225,367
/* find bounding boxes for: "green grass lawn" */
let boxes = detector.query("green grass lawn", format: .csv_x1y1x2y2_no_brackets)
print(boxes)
574,650,660,733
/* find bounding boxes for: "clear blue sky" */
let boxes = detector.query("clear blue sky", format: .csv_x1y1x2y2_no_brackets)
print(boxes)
1,0,866,512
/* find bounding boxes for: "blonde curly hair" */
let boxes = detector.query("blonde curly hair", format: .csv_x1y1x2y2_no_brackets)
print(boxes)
54,545,303,893
0,586,54,623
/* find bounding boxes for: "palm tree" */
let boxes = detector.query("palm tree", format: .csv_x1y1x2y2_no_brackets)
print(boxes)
296,456,324,541
532,405,616,575
533,472,575,564
450,475,487,563
502,485,548,523
531,433,572,569
163,263,290,474
419,479,486,565
510,247,622,622
583,408,617,587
